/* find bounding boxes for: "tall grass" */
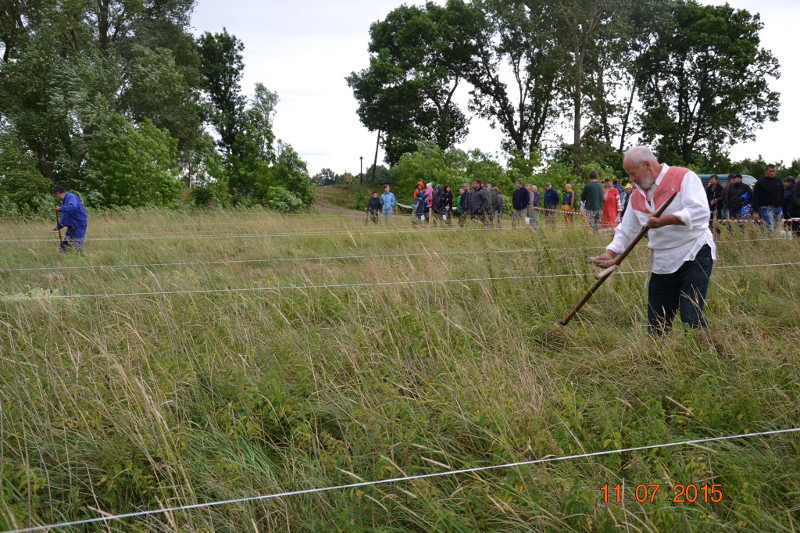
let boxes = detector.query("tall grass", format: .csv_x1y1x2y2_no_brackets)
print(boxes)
1,211,799,532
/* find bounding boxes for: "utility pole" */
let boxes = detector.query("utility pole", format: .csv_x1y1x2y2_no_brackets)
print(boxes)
359,156,363,185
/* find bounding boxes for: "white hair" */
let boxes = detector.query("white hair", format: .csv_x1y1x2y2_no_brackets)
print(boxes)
624,146,658,166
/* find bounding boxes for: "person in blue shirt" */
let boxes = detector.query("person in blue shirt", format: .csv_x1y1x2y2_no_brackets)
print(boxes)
51,186,87,253
380,185,396,222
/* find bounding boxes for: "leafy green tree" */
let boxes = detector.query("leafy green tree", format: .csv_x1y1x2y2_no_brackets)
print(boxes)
465,149,510,193
365,164,392,185
390,142,514,199
0,131,53,214
347,0,481,165
118,44,202,152
506,149,543,185
311,168,340,186
83,115,181,207
226,83,278,201
391,142,465,200
467,0,562,158
614,0,675,153
549,0,630,173
730,156,768,180
780,159,800,180
0,0,199,206
181,132,226,188
198,29,246,156
637,1,780,165
267,142,315,207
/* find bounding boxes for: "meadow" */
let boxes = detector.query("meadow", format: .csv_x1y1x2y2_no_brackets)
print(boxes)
1,206,799,532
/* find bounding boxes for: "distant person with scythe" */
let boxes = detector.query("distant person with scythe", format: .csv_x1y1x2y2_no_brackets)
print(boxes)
591,146,715,336
51,185,87,253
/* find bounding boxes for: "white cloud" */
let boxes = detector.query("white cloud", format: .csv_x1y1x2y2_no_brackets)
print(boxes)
192,0,798,176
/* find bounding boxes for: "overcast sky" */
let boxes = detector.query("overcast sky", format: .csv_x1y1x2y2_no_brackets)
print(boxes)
191,0,798,176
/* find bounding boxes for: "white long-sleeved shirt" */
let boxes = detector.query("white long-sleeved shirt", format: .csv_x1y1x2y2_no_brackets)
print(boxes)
607,164,716,274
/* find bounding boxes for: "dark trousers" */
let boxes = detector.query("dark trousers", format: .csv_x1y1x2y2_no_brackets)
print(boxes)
647,245,713,335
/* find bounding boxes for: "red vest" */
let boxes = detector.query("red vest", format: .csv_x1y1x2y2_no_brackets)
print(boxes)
630,166,687,214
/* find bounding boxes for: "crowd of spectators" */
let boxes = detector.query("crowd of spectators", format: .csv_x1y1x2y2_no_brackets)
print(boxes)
707,166,800,237
363,165,800,237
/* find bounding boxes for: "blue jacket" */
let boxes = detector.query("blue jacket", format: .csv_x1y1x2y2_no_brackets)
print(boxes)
432,188,444,211
512,187,530,211
380,191,396,211
543,188,560,208
58,192,87,228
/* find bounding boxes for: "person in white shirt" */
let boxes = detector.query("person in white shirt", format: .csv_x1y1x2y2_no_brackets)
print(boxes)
591,146,715,335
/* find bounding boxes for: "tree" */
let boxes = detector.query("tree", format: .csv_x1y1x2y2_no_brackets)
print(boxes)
226,83,278,200
390,142,465,199
347,0,480,165
0,130,52,214
614,0,675,153
0,0,200,204
198,29,246,156
549,0,629,174
311,168,339,186
267,141,315,207
637,1,780,165
118,44,202,151
466,0,563,158
365,164,392,185
465,149,511,193
83,115,181,207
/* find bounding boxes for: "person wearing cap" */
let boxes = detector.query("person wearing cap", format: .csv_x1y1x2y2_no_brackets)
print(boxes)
591,146,715,337
561,184,575,223
752,164,784,236
621,182,633,215
543,182,559,224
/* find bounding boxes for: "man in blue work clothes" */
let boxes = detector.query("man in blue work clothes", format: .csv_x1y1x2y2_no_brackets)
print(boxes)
52,185,88,253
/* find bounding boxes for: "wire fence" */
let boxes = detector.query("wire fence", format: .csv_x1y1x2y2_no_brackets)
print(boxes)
0,237,789,273
6,427,799,533
2,261,797,302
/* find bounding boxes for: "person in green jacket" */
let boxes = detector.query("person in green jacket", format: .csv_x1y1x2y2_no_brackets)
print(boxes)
581,170,604,232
